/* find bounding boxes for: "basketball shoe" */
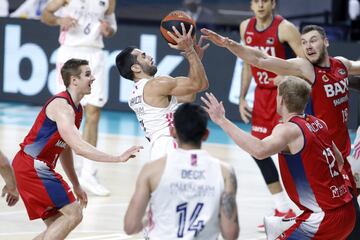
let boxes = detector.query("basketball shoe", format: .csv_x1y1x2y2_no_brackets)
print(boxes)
264,215,296,240
258,208,296,232
79,172,110,197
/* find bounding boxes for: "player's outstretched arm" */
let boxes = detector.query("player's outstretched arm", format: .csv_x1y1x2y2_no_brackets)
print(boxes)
0,151,19,207
201,28,313,82
336,56,360,76
202,92,300,159
219,163,239,240
124,163,152,235
46,98,142,163
167,24,209,92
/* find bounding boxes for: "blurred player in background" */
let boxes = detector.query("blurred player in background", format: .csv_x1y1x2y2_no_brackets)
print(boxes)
41,0,117,196
116,24,209,162
238,0,304,229
12,59,141,240
124,103,239,240
202,76,358,240
0,150,19,207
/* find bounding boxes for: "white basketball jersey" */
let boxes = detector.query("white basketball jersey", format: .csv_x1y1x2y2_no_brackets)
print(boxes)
128,78,179,142
146,149,224,240
57,0,109,48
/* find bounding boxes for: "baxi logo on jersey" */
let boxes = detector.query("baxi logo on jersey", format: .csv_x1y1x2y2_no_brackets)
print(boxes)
323,78,348,98
254,45,276,56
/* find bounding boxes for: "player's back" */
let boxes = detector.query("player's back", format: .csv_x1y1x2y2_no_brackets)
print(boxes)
146,149,224,240
279,115,352,213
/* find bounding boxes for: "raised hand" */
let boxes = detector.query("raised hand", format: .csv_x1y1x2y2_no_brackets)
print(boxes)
193,35,210,60
200,28,230,48
201,92,226,125
167,23,195,52
118,146,143,163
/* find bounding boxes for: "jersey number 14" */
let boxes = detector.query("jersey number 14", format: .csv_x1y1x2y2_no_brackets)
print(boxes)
176,202,205,238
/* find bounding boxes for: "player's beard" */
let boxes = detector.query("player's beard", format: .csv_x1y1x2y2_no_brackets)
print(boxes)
141,63,157,76
311,45,326,65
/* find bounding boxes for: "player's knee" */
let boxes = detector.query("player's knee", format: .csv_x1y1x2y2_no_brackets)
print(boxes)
253,156,279,184
85,107,101,124
66,203,83,226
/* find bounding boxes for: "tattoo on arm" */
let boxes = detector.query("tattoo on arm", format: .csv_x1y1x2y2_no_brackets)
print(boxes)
220,167,238,221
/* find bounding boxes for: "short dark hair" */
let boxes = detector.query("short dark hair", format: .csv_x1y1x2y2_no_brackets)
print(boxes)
174,103,208,146
61,58,89,87
301,25,327,39
115,46,137,80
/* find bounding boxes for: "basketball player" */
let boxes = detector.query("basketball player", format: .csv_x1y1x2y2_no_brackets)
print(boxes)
41,0,117,196
201,25,360,238
116,24,209,161
239,0,304,227
12,59,142,240
124,103,239,240
0,150,19,207
202,76,358,240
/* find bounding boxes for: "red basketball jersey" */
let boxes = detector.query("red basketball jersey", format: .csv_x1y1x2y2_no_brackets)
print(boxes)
279,115,352,213
20,91,83,168
305,57,350,158
244,15,286,89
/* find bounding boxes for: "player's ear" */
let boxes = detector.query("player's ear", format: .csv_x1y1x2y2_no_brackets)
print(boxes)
202,129,209,142
170,126,177,139
131,64,141,74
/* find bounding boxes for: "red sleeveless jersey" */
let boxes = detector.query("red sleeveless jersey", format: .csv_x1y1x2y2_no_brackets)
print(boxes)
244,15,286,89
20,91,83,168
305,57,350,158
279,115,352,213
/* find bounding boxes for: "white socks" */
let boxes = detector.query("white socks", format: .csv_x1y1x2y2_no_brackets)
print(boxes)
272,191,290,212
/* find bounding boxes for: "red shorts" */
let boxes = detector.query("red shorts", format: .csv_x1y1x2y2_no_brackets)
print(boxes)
278,201,355,240
251,87,281,139
12,151,76,220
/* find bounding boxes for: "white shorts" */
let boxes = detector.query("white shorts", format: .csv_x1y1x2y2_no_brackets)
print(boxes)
56,45,107,107
150,135,177,161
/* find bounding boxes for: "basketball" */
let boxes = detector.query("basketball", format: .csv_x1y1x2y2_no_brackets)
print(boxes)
160,10,196,45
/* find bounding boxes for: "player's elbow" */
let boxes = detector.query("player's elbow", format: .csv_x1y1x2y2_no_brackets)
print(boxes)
252,149,270,160
124,219,141,235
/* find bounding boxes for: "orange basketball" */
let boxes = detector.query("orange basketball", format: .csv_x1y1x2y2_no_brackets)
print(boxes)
160,10,196,45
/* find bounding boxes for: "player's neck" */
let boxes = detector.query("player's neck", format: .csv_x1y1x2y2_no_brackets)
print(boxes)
66,88,81,107
283,112,304,122
178,143,201,150
255,15,273,30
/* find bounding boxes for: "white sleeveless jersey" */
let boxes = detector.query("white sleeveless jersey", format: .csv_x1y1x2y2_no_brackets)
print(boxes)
146,149,224,240
128,78,179,142
57,0,109,48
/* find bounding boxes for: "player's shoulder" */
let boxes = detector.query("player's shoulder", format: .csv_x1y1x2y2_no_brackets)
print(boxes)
47,97,74,114
278,18,298,32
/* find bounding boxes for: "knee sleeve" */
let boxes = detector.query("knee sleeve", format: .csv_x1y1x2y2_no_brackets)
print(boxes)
252,156,279,184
